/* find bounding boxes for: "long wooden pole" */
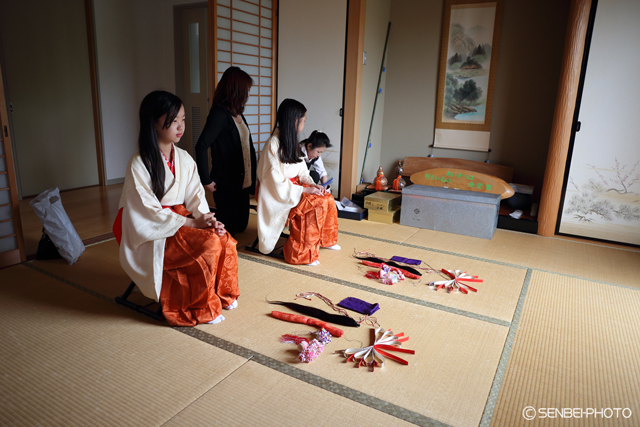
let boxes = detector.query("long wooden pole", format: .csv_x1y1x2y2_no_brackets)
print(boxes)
360,22,390,185
538,0,592,236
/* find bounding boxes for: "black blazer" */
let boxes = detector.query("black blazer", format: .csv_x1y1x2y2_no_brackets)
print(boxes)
195,103,257,194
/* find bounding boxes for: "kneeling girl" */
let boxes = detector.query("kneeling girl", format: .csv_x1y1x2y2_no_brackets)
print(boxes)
117,90,239,326
256,98,340,265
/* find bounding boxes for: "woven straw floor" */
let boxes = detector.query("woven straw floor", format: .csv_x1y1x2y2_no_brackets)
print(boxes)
2,212,639,427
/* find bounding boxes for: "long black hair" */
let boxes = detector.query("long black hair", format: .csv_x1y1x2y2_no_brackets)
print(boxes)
138,90,183,201
300,130,332,150
274,98,306,164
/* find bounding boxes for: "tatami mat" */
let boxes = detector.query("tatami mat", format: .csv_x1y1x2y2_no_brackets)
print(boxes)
337,216,421,242
0,265,247,427
195,257,509,427
29,238,129,298
241,232,528,325
339,218,640,289
490,270,640,427
5,210,639,427
164,360,417,426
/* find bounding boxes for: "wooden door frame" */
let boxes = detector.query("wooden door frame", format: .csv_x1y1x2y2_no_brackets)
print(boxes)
537,0,592,236
0,61,26,267
340,0,366,200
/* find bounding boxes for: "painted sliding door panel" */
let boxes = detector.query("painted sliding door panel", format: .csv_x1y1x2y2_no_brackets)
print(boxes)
558,0,640,245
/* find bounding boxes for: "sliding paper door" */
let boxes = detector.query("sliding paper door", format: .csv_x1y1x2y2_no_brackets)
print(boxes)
558,0,640,245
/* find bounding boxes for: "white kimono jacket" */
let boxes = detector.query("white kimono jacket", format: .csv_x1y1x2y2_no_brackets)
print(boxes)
118,146,210,301
256,130,314,254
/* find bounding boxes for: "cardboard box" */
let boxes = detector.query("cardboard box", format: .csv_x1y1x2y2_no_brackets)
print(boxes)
364,192,402,212
368,206,401,224
400,184,500,239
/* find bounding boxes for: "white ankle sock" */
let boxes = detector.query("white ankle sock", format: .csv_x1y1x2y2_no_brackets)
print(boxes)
307,260,320,266
324,244,341,250
223,300,238,310
207,314,225,324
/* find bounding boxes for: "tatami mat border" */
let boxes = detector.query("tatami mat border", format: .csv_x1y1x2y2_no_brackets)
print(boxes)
238,252,510,328
339,230,640,292
176,326,451,427
479,269,532,427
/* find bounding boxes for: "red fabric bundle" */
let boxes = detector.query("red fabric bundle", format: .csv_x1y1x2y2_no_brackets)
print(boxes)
271,310,344,337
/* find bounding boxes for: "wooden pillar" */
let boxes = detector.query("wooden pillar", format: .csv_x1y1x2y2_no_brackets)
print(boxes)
208,0,217,106
0,63,26,265
538,0,592,236
340,0,366,200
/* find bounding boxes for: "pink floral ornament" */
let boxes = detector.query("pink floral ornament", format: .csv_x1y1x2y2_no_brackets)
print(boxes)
299,339,324,363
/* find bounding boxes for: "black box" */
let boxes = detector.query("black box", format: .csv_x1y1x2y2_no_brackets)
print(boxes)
337,206,367,220
350,193,365,208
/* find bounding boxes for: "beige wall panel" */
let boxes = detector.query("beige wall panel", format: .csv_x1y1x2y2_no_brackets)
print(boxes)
0,0,98,196
277,0,347,197
358,0,390,184
93,0,199,183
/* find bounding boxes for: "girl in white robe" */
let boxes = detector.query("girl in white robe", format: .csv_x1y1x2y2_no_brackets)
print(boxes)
256,98,340,265
116,90,239,326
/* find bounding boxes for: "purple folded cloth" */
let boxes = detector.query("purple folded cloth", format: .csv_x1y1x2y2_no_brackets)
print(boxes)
390,256,421,265
337,297,380,316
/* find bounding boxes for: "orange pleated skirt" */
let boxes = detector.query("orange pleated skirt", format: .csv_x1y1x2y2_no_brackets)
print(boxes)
160,205,239,326
283,192,339,265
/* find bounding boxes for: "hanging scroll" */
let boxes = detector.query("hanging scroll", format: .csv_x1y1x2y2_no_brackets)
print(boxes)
434,0,503,151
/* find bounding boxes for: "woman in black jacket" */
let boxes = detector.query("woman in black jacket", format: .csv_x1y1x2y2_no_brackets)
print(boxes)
195,66,257,235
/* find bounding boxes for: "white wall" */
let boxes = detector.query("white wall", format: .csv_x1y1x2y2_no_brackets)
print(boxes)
358,0,391,184
380,0,443,181
277,0,347,196
94,0,197,183
0,0,98,196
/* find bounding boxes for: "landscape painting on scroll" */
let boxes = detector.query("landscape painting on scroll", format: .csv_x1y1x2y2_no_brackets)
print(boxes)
441,3,496,124
434,0,503,152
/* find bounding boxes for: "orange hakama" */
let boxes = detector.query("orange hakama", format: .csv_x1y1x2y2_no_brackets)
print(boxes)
256,130,340,264
160,205,239,326
283,183,338,265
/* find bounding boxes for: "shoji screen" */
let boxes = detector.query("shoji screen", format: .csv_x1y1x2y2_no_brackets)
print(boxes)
215,0,276,159
0,69,25,267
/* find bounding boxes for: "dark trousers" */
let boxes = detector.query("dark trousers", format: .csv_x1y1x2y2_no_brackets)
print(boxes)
309,170,321,184
212,187,250,236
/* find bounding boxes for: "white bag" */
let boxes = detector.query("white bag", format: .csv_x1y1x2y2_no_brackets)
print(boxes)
29,187,85,265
